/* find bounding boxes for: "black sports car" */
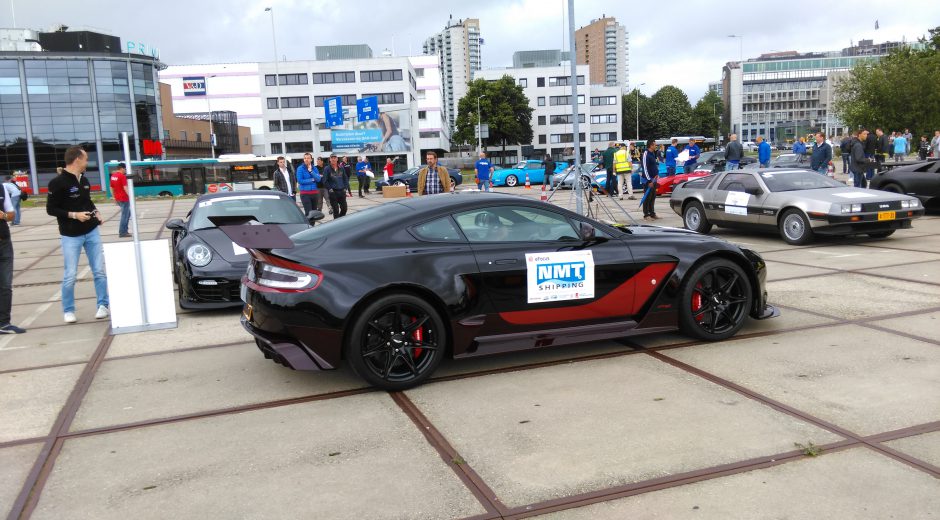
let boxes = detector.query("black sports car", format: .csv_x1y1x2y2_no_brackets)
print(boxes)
869,159,940,211
238,193,778,390
374,167,463,192
166,191,317,309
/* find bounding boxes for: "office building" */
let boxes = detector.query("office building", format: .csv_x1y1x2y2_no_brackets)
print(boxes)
159,63,265,155
316,45,373,61
721,39,917,144
474,64,622,165
157,83,252,159
423,16,482,136
574,16,629,88
0,27,164,193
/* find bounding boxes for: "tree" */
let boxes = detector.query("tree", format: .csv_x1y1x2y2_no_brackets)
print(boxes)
834,25,940,138
647,86,693,138
454,77,533,155
622,89,655,142
689,90,724,142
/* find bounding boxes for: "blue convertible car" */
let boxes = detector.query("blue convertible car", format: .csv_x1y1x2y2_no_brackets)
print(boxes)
491,160,568,187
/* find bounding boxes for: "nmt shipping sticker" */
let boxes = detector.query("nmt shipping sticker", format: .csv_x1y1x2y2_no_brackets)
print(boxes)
525,250,595,303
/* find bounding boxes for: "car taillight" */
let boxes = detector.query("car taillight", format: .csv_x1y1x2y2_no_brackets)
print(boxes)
246,251,322,292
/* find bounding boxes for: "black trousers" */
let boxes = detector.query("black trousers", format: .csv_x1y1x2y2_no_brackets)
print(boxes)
0,238,12,325
357,174,369,196
300,193,321,216
329,190,348,218
606,168,617,196
642,181,656,217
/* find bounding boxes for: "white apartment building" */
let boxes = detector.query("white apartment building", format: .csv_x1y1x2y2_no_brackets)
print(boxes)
423,17,482,137
258,56,425,167
474,64,622,165
159,63,265,155
410,55,452,154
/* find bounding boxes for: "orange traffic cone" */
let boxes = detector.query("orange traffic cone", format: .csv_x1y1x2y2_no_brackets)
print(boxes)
524,172,532,190
405,184,412,197
540,182,547,201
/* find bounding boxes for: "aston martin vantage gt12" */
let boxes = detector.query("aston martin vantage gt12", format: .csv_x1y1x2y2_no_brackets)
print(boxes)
238,192,777,390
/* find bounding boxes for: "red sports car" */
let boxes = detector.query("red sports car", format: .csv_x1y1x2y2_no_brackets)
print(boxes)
656,171,711,196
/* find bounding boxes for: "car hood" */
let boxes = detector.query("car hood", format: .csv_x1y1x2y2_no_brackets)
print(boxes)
192,224,310,264
623,224,700,236
772,187,912,203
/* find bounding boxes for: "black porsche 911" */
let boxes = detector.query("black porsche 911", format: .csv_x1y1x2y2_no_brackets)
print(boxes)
870,159,940,211
238,193,778,390
166,191,317,309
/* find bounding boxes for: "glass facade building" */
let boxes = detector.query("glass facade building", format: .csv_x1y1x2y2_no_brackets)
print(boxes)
0,52,164,191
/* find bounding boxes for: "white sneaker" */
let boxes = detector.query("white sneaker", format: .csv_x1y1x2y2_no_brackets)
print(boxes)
95,306,110,319
64,312,77,324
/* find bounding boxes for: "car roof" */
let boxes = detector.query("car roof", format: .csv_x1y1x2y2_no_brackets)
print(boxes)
386,191,549,213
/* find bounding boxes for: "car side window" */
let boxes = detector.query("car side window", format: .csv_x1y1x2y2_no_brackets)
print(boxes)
410,216,466,243
527,162,542,170
717,173,753,191
454,206,579,243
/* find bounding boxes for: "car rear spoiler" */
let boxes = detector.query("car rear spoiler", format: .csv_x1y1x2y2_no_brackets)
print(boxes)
209,215,295,252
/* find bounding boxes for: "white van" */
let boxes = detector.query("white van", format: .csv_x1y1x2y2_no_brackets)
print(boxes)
742,141,758,151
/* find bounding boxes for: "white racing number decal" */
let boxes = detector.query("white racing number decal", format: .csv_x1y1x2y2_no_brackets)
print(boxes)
197,194,283,208
525,250,595,303
725,191,750,216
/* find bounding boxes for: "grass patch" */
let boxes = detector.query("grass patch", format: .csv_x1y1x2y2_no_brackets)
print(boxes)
794,441,822,457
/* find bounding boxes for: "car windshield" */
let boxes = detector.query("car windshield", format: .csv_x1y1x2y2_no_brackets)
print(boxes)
189,195,305,230
759,171,845,192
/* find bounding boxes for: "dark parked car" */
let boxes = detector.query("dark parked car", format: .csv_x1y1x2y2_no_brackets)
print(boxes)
374,167,462,192
166,191,318,309
238,193,778,390
869,159,940,211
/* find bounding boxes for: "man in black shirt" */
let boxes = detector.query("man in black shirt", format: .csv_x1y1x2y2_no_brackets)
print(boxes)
46,146,110,323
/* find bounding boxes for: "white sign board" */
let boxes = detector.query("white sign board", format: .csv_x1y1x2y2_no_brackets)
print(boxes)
525,250,595,303
724,191,751,215
103,239,177,333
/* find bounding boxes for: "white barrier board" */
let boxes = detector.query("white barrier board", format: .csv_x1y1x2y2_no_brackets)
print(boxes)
103,239,177,333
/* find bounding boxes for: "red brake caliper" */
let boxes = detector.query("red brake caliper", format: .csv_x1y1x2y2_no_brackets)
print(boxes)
411,317,423,358
692,282,704,322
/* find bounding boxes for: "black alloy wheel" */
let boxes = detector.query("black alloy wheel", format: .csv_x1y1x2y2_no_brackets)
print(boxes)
880,183,904,194
346,293,445,390
679,259,752,341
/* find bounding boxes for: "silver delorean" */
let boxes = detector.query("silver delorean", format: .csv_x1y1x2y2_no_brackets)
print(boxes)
669,169,924,244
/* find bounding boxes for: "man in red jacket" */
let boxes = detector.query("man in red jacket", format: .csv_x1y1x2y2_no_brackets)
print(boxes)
110,162,131,237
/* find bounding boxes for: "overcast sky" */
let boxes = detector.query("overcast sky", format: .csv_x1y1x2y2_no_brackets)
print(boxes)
8,0,939,102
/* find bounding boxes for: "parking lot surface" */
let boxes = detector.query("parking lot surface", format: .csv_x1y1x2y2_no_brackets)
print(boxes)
2,182,939,519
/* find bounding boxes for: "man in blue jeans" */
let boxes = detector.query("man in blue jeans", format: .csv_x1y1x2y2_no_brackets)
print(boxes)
46,146,109,324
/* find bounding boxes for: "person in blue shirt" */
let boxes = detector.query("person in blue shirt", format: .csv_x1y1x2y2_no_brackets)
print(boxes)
295,152,321,216
792,137,807,156
355,156,372,197
664,138,679,176
474,151,493,192
683,140,700,173
892,133,908,162
757,136,772,167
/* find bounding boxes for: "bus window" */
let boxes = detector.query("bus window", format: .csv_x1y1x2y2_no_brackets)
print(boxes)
205,166,228,183
137,167,153,182
231,164,257,182
156,167,181,182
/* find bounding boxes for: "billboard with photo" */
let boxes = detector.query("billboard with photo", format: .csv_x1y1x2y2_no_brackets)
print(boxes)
331,109,411,153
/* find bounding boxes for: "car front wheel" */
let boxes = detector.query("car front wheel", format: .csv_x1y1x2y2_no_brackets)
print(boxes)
679,259,752,341
683,201,712,234
345,293,445,390
505,174,518,187
779,209,814,245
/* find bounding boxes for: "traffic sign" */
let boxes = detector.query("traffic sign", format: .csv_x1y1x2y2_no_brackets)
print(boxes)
357,96,379,122
325,96,344,128
475,123,489,139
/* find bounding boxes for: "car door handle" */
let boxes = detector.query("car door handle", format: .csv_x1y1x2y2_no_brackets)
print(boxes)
492,259,518,265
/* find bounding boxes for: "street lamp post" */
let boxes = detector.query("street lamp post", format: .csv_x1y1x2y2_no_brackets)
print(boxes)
476,94,485,152
727,34,744,63
265,7,287,157
206,74,216,158
635,82,645,142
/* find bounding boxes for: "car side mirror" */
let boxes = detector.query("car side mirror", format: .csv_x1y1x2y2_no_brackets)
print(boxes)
165,218,186,232
579,222,595,241
307,210,325,223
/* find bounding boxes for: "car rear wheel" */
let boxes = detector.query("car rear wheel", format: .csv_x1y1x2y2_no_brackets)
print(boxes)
779,209,814,245
881,183,904,194
505,174,518,187
868,230,895,238
346,293,445,390
683,201,712,234
579,176,591,190
679,259,752,341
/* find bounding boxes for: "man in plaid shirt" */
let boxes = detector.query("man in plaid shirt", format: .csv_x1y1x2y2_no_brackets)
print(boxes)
417,151,453,195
